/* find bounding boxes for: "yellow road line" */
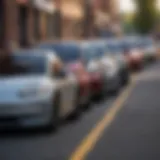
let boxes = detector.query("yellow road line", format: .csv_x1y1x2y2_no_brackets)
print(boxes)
70,79,136,160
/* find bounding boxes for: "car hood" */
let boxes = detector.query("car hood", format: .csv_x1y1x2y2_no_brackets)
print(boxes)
0,75,52,103
0,75,50,87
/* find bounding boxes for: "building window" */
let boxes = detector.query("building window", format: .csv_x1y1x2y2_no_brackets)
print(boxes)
18,6,28,47
33,9,40,41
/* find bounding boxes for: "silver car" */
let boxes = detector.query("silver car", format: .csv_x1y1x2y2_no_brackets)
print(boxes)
0,49,78,130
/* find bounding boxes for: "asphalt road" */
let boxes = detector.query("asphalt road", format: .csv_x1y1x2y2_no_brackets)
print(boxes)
0,61,160,160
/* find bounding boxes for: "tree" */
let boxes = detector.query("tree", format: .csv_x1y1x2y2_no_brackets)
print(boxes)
133,0,158,34
121,13,136,34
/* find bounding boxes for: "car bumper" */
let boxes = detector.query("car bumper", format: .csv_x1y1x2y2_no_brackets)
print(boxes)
105,74,120,92
0,102,52,129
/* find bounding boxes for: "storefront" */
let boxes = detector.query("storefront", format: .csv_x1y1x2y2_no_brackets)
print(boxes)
16,0,33,48
33,8,40,41
52,9,62,38
61,0,84,39
83,0,95,38
94,11,111,37
32,0,56,41
18,5,29,46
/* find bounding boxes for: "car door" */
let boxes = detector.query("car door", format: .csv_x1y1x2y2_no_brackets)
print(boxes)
50,59,77,118
58,75,73,118
65,71,78,113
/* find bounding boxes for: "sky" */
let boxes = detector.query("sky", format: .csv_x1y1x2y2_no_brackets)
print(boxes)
120,0,160,13
120,0,136,12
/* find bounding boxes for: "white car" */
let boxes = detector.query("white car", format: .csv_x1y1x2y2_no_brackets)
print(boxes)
84,41,121,94
0,49,79,130
140,37,157,61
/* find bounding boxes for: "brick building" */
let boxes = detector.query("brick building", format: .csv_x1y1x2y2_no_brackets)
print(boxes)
60,0,84,40
0,0,61,53
0,0,121,53
83,0,120,38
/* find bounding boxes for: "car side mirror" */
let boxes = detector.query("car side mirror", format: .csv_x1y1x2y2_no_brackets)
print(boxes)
54,69,66,78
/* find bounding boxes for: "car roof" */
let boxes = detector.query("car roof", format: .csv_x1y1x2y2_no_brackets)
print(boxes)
12,49,58,60
13,48,54,56
39,41,80,47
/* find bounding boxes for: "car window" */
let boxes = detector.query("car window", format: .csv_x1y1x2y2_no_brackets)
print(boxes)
144,39,153,47
0,55,47,76
39,44,81,63
107,43,121,53
81,46,95,62
90,45,104,59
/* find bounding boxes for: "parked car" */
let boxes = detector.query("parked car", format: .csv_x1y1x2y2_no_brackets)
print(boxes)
37,42,91,109
0,49,79,130
122,38,144,70
80,41,106,99
83,41,121,94
139,37,157,62
105,39,130,85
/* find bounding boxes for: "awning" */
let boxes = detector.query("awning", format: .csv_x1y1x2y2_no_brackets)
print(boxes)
61,2,84,20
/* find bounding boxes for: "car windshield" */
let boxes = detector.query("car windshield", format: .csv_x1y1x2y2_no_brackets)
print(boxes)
82,45,103,62
143,40,153,47
0,54,46,76
39,44,81,63
123,42,136,50
107,43,122,53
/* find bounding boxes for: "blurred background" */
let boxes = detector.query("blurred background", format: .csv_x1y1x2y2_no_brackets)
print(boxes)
1,1,160,160
1,0,160,52
0,0,121,51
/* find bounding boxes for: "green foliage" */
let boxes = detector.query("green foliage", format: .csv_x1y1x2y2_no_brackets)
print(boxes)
133,0,158,34
121,13,136,34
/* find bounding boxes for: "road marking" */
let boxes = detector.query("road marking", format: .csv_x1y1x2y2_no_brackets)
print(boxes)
70,79,136,160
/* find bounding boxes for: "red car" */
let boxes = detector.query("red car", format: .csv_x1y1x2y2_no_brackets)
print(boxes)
80,42,106,99
66,61,91,108
124,47,144,70
38,42,92,110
